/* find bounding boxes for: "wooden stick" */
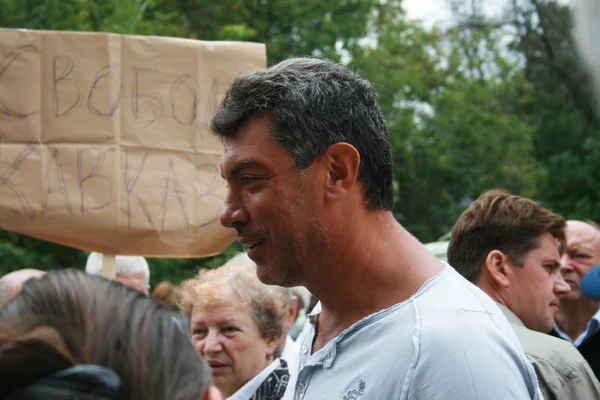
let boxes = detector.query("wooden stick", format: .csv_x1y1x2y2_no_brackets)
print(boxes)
100,254,116,279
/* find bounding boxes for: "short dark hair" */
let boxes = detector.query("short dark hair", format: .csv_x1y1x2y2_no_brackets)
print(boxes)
210,57,394,210
0,270,211,399
448,190,566,282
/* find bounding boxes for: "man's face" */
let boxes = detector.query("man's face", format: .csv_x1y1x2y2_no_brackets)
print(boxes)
559,221,600,302
219,114,329,286
116,271,148,295
506,232,570,333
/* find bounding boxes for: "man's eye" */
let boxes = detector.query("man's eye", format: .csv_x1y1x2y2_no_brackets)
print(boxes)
544,264,558,273
241,176,258,185
193,329,207,337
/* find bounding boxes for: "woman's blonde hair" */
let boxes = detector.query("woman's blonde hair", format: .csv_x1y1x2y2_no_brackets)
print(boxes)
179,262,288,342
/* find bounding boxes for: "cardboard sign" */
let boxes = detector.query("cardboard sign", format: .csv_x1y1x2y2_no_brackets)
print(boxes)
0,29,266,257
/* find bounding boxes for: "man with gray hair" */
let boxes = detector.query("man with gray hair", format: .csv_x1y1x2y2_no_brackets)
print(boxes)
553,221,600,378
85,252,150,295
213,57,542,399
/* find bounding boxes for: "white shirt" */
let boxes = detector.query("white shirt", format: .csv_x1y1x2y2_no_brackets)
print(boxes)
284,266,542,400
280,334,299,393
554,307,600,346
281,335,300,377
228,359,280,400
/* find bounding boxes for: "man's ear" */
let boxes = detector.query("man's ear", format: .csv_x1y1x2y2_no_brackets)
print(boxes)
202,385,224,400
484,250,511,289
320,143,360,202
287,296,299,328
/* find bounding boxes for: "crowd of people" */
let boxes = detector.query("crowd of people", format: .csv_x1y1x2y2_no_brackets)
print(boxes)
2,1,600,398
2,200,600,399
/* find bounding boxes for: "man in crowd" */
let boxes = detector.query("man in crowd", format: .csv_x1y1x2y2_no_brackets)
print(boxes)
212,57,542,399
553,220,600,377
85,252,151,295
0,269,45,307
448,190,600,398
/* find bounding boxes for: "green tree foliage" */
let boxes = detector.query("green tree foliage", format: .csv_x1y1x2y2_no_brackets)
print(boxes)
0,0,190,36
449,0,600,224
175,0,379,63
350,1,540,240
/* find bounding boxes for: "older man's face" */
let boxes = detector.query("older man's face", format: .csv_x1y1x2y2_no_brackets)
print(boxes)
560,221,600,302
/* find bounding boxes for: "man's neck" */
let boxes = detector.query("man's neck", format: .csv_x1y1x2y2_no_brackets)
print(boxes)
555,298,600,341
307,214,444,353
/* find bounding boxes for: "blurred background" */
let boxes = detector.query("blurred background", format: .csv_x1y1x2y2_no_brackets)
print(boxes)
0,0,595,286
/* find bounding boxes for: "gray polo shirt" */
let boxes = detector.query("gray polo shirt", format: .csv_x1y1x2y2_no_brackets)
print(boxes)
284,266,542,400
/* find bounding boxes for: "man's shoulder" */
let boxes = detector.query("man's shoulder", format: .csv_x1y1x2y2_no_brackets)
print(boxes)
513,324,590,375
408,315,540,399
412,279,527,362
359,268,495,332
515,325,600,399
412,268,507,325
413,266,488,304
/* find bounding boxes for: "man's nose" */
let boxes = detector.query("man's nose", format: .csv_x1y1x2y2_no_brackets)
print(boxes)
219,188,249,228
560,254,574,273
554,273,571,297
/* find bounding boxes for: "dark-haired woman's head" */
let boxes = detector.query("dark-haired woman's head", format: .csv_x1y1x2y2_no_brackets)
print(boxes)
0,270,219,400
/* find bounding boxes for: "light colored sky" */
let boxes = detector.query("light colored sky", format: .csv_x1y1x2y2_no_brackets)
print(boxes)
403,0,572,28
403,0,454,27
